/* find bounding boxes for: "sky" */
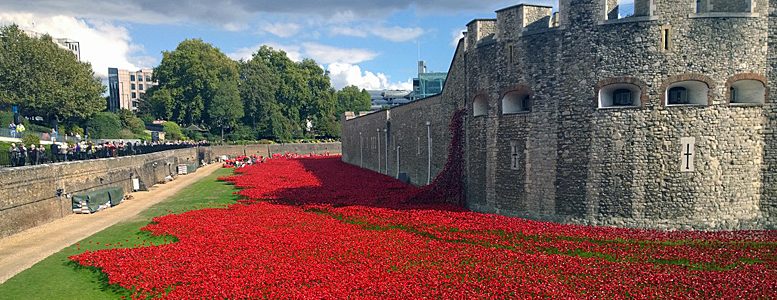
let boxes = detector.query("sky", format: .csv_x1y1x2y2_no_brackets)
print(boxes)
0,0,574,91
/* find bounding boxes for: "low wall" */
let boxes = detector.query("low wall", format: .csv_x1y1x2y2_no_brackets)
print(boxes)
210,143,341,158
0,148,199,239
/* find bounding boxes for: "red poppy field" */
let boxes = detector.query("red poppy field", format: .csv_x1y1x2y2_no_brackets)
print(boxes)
71,156,777,299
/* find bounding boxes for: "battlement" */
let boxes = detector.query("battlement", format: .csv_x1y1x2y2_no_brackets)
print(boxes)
460,0,762,49
466,19,497,50
496,4,554,40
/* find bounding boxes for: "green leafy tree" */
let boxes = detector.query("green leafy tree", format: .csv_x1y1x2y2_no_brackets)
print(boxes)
86,112,122,139
336,86,372,117
238,57,279,139
210,80,244,141
117,109,147,135
153,39,238,126
162,121,185,141
0,25,105,124
140,87,173,121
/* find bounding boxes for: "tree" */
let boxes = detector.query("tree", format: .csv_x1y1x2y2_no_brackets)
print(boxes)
238,57,280,139
0,25,105,124
86,112,122,139
153,39,238,127
210,80,244,141
162,121,185,141
140,87,173,121
336,86,372,118
117,109,147,135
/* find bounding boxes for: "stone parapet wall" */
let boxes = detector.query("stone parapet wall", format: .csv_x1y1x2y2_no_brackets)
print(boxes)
0,148,199,238
210,143,341,159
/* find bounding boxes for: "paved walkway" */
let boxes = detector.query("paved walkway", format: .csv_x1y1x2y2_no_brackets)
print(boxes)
0,163,220,284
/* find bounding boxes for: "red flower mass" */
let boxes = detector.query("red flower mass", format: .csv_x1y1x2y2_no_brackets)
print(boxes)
71,154,777,299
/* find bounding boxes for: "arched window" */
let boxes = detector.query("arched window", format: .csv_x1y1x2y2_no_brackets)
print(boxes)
502,90,531,114
598,83,641,108
665,81,708,106
473,95,488,117
730,79,765,105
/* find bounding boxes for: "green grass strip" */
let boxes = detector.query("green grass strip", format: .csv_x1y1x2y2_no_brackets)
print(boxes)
0,168,238,300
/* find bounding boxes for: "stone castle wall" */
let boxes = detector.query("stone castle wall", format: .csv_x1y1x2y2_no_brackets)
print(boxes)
341,0,777,230
0,148,199,238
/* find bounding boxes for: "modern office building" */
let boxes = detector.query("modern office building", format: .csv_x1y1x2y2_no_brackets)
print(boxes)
412,61,447,100
368,90,413,110
107,68,156,112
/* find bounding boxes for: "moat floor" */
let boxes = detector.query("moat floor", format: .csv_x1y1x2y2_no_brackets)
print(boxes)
0,163,220,284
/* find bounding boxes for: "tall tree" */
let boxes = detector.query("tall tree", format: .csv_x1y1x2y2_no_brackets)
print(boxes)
238,57,279,139
336,86,372,117
0,25,105,123
210,80,244,141
153,39,238,126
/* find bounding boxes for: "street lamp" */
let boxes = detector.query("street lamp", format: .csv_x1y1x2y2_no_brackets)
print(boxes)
426,121,431,185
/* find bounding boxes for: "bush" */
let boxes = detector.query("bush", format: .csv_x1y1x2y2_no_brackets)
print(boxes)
69,124,84,136
86,112,122,139
21,133,40,146
0,111,13,126
118,129,136,139
118,109,146,135
162,121,184,141
183,129,204,141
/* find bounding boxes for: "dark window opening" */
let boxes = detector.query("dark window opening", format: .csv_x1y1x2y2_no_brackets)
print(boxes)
668,87,689,105
521,95,531,111
613,89,633,106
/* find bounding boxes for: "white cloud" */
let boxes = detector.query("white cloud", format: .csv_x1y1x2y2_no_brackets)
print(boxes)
329,26,367,38
327,63,411,91
0,12,148,78
301,42,377,64
330,25,424,42
263,22,302,38
369,26,424,42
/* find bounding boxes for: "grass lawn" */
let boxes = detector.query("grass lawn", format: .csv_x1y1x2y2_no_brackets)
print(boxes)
0,168,238,299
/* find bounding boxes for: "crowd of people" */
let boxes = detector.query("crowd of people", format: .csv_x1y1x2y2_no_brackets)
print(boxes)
6,140,209,167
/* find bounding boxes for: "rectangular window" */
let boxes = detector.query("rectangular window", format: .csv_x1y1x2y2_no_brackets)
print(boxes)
139,84,144,91
131,92,137,99
510,141,520,170
146,75,152,82
663,28,671,51
130,75,135,81
131,83,136,90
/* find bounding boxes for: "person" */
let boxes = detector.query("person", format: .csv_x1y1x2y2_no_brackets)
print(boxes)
50,128,57,143
18,143,27,166
38,144,46,164
8,122,16,138
15,123,25,136
29,144,37,165
8,143,17,167
50,143,59,162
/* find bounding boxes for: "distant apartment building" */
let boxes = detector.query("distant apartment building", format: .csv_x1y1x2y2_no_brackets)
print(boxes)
107,68,157,112
412,61,447,100
24,30,81,61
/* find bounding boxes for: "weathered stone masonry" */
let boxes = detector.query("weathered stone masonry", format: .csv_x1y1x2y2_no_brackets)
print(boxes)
342,0,777,230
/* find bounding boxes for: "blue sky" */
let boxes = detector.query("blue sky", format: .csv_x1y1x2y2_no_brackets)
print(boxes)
0,0,569,90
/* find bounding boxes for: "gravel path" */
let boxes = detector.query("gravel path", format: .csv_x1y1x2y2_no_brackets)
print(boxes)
0,163,220,284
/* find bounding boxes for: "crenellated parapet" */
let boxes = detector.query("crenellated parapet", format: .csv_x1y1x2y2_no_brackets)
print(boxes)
495,4,554,40
465,19,497,50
